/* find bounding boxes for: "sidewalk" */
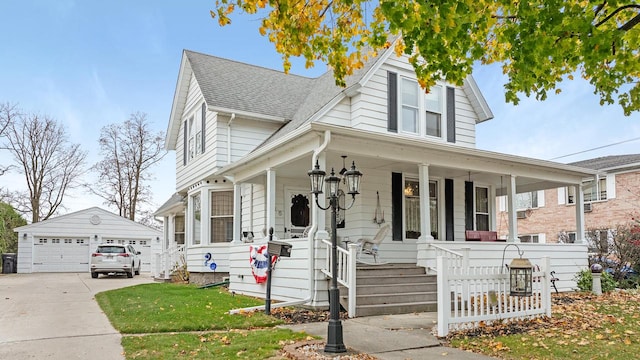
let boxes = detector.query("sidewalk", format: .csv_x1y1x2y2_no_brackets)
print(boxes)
283,312,495,359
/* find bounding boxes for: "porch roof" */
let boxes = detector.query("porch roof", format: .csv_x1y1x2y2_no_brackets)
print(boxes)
216,123,598,192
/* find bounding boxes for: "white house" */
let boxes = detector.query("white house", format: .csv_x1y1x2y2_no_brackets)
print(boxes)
15,207,162,273
155,42,596,315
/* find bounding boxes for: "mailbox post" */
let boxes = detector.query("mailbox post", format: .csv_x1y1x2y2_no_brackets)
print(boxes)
265,227,292,315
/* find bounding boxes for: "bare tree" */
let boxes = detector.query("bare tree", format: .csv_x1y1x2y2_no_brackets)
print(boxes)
89,112,166,221
0,103,20,176
2,112,86,223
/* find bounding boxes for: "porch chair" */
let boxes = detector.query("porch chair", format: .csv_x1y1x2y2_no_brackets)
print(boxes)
356,224,391,264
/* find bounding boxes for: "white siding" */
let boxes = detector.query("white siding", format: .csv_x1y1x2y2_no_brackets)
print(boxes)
317,97,352,127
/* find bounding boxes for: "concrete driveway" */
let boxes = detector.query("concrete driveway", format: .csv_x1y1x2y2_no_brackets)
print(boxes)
0,272,155,360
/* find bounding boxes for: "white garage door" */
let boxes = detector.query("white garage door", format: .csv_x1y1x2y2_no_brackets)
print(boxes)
103,239,152,272
33,237,90,272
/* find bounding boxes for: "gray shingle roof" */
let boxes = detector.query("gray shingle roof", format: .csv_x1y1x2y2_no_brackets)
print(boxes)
185,50,316,119
568,154,640,171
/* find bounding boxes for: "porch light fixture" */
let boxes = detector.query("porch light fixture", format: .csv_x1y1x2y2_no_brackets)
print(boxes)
501,244,533,297
307,159,363,353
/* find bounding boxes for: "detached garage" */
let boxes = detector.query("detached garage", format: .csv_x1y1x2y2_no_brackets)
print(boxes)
15,207,162,274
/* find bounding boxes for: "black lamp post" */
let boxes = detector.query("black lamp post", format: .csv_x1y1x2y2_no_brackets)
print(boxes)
308,159,362,353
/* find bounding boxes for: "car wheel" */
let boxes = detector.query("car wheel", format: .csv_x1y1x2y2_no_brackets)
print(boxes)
127,269,134,278
134,264,140,276
91,272,98,279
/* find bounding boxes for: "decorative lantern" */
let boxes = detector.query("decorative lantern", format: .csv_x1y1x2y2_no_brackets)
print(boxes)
308,160,326,195
509,257,533,297
343,161,363,196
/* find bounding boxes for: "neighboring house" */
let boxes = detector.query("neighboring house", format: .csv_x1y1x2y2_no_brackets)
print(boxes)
497,154,640,246
155,41,597,313
15,207,162,273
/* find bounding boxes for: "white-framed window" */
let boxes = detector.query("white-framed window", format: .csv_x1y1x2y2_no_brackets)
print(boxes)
475,186,489,231
516,191,538,210
519,234,539,243
425,86,442,137
567,177,607,204
399,78,445,139
586,229,610,253
174,215,185,245
210,191,234,243
192,193,201,245
403,179,439,239
559,231,577,243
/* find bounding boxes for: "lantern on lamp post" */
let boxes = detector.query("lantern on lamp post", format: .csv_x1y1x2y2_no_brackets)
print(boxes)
308,159,362,353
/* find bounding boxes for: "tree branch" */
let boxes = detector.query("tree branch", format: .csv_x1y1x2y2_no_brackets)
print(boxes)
594,4,640,29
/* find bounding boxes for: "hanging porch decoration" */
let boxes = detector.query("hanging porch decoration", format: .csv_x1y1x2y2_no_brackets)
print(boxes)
373,191,385,225
249,245,277,284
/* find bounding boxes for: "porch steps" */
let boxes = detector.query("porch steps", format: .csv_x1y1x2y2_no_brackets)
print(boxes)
340,264,438,317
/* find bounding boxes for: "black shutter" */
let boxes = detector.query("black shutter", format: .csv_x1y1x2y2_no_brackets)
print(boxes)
387,72,398,132
445,179,454,241
391,172,403,241
465,181,474,230
201,103,206,153
446,87,456,143
182,120,188,166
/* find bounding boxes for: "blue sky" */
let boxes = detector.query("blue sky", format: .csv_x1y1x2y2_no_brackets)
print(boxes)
1,0,639,215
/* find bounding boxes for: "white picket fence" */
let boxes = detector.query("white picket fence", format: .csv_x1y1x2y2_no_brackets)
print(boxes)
437,255,552,337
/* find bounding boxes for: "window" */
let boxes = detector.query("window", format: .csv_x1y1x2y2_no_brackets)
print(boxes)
398,77,446,139
403,179,438,239
192,193,201,245
210,191,234,243
559,232,577,243
140,240,147,245
568,177,607,204
401,78,419,134
39,238,47,244
515,191,538,210
587,229,610,253
425,86,442,137
174,215,185,245
519,234,539,243
475,187,489,231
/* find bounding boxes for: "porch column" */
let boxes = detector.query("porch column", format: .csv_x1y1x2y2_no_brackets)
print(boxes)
232,183,242,243
506,175,519,242
166,215,174,250
418,164,433,241
266,168,276,237
575,184,586,244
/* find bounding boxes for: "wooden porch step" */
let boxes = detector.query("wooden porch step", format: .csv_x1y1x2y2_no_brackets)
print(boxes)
355,301,438,317
355,282,437,295
357,274,436,286
347,291,437,306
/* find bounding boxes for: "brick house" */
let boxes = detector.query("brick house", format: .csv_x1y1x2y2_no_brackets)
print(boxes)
497,154,640,244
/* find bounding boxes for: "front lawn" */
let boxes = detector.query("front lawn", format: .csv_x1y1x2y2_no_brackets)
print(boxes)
448,291,640,359
96,283,310,359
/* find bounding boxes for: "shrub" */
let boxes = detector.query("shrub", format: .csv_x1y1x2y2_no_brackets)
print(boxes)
574,269,618,293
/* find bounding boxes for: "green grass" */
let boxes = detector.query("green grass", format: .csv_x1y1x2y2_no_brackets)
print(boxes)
122,329,309,360
95,283,283,333
449,291,640,359
96,283,313,359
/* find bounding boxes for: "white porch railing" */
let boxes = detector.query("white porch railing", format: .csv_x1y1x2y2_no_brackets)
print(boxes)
154,244,185,280
427,243,468,272
437,255,551,337
321,240,358,318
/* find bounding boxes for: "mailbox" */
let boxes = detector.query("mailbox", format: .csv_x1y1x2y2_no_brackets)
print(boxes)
267,240,292,258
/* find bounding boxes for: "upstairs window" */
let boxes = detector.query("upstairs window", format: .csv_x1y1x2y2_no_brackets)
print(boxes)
516,191,538,210
567,178,607,204
398,77,445,139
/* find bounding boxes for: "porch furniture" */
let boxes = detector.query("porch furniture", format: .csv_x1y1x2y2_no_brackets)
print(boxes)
356,224,391,263
465,230,504,242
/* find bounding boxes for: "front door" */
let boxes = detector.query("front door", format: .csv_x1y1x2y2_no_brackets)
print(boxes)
284,188,310,238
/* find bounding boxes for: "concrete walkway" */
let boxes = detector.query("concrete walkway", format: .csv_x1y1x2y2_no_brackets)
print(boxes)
0,272,154,360
284,312,495,359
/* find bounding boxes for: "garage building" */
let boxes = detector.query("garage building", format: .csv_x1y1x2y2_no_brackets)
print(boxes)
15,207,162,273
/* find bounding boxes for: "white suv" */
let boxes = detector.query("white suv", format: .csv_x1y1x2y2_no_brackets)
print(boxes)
90,244,141,278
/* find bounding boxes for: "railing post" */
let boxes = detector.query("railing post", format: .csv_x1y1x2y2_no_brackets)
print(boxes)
437,256,450,337
461,247,470,269
541,256,551,317
347,243,358,318
164,250,171,280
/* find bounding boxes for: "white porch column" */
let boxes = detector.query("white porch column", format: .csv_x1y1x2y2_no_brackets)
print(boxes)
166,215,174,250
506,175,519,242
575,184,586,244
232,183,242,243
266,168,276,236
416,164,432,269
418,164,433,241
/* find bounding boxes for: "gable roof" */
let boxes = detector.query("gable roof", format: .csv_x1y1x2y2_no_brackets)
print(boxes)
569,154,640,172
166,44,494,151
14,207,161,234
